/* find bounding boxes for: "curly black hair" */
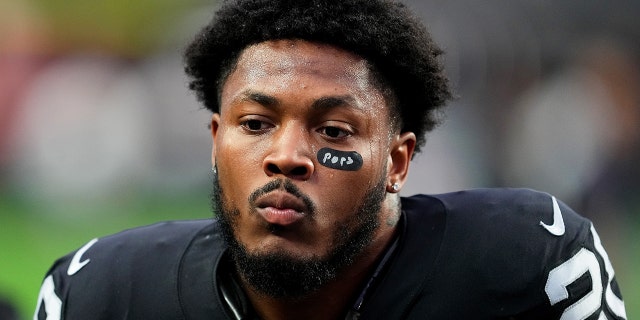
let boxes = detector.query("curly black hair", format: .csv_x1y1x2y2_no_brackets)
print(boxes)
184,0,451,153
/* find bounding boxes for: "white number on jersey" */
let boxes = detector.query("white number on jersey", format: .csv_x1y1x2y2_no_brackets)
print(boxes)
34,275,62,320
544,224,627,320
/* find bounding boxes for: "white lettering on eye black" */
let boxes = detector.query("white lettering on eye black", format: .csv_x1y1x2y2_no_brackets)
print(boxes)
340,156,354,166
318,148,362,171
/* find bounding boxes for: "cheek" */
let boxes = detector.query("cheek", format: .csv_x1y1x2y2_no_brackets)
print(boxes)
217,129,263,170
316,152,384,212
215,132,265,204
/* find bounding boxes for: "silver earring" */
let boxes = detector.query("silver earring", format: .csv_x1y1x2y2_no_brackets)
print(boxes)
392,183,400,192
212,166,217,174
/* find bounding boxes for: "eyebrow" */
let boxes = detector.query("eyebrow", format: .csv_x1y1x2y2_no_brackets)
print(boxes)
240,91,278,108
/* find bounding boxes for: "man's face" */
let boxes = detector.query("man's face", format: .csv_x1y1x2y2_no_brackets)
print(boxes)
211,40,403,296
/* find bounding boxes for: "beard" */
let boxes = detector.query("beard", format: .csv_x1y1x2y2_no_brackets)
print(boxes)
211,170,386,299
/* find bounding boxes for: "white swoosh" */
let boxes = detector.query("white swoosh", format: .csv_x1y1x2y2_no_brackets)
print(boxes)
540,196,565,236
67,238,98,276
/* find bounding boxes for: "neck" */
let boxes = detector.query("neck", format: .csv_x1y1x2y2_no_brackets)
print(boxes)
244,269,367,320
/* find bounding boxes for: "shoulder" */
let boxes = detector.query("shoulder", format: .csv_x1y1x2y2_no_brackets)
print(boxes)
94,219,218,252
396,189,627,319
403,188,590,241
62,219,219,273
401,188,592,269
35,219,225,319
405,187,572,217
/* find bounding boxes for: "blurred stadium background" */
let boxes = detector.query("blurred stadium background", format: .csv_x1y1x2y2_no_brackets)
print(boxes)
1,0,638,318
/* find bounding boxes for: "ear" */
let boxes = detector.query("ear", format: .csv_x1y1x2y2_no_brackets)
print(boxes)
210,113,221,167
386,131,416,193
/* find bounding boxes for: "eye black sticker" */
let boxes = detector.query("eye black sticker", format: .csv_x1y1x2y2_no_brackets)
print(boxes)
317,147,363,171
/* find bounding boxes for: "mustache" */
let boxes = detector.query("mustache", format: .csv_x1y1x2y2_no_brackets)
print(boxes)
248,178,316,215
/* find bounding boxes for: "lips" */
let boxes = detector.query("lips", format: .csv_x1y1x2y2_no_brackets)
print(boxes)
254,191,308,226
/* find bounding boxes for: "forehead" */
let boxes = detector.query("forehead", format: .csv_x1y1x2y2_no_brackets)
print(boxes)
233,40,370,81
220,40,388,113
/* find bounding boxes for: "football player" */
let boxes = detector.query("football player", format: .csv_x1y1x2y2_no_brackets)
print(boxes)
35,0,626,319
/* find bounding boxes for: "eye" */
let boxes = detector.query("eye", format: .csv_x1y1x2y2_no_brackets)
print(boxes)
319,126,351,139
241,119,273,133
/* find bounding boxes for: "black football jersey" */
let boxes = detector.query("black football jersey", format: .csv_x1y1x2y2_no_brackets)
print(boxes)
35,188,627,319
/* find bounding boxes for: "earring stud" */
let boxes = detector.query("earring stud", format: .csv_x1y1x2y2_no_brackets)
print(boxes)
392,183,400,192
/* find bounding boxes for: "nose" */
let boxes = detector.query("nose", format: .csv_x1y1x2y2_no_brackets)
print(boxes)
263,125,314,180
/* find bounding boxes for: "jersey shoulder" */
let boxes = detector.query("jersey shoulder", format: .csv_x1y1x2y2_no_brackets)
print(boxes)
407,188,589,244
398,189,627,319
405,188,592,278
35,219,224,320
55,219,218,276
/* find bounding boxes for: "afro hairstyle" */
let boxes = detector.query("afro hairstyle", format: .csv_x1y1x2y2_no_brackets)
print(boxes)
184,0,451,153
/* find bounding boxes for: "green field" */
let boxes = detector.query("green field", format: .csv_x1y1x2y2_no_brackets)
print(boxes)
1,193,638,319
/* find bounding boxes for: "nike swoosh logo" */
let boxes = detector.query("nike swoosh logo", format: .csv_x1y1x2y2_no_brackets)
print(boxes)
67,238,98,276
540,196,565,236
